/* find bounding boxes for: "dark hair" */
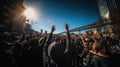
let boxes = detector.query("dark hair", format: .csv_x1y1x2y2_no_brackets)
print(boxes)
93,39,110,55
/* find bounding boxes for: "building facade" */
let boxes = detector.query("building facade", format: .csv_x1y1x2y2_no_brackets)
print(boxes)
97,0,120,33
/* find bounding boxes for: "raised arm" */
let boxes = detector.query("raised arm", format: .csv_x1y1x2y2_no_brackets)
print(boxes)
64,24,71,53
43,25,56,67
45,25,55,46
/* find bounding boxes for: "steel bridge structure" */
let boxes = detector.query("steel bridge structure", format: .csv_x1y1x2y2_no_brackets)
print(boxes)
58,21,111,34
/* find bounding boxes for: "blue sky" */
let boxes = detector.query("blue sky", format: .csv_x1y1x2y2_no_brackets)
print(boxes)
24,0,100,33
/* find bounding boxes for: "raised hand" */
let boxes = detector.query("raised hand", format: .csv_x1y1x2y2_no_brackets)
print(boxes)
65,24,69,31
51,25,56,32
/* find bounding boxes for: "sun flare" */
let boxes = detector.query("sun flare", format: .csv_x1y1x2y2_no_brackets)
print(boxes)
23,7,37,21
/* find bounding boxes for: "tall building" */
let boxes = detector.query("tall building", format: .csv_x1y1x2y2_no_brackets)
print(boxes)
97,0,110,20
0,0,26,32
97,0,120,33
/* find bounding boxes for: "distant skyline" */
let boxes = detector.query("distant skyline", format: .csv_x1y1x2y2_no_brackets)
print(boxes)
24,0,100,33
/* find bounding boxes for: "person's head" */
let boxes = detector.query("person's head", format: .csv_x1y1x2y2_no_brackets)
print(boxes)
60,37,66,44
88,31,93,37
83,37,91,45
83,31,89,38
110,33,116,39
45,30,47,34
92,39,110,55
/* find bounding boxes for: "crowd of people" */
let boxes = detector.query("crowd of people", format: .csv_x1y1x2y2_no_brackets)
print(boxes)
0,24,120,67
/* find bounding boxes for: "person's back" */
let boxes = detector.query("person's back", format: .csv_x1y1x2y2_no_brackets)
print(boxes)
48,42,73,67
88,38,120,67
48,24,74,67
90,54,120,67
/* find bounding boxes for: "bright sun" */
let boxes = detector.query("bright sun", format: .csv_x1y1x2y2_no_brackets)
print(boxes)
23,7,37,21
